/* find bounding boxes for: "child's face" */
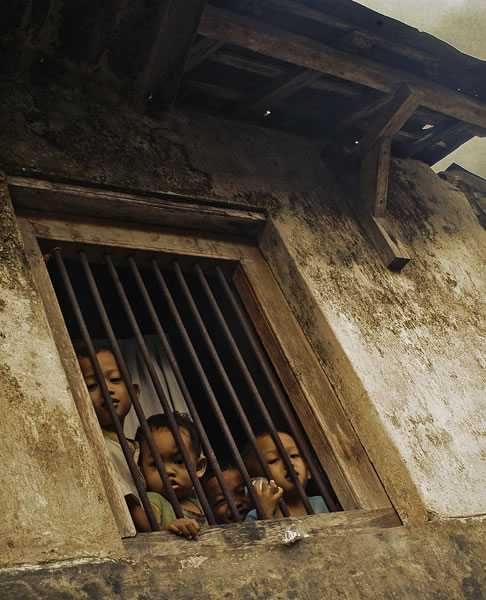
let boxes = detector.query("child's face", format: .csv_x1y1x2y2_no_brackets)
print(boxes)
139,427,206,500
205,468,252,524
249,432,310,495
78,350,137,430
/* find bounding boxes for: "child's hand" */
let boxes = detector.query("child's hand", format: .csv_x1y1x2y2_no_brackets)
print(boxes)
252,478,283,519
164,518,201,540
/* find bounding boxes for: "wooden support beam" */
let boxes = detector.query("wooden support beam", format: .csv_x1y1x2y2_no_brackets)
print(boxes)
351,83,419,161
237,66,322,114
184,38,224,73
136,0,205,113
360,136,391,217
265,0,439,65
198,5,486,129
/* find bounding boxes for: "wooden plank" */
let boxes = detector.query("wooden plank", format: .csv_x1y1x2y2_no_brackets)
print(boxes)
184,38,224,72
238,66,322,114
16,212,263,267
8,177,266,240
352,83,419,162
17,218,136,539
125,507,401,557
234,262,393,511
360,136,391,217
199,5,486,129
266,0,438,64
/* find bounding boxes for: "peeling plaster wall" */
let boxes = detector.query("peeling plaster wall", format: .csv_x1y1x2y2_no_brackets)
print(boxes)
0,177,124,565
0,82,485,533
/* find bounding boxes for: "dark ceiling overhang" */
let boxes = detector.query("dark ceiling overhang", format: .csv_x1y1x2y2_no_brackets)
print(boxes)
3,0,486,164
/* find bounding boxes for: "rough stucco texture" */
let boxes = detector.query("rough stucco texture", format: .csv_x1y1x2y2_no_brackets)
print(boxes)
1,81,485,526
0,180,123,566
0,515,485,600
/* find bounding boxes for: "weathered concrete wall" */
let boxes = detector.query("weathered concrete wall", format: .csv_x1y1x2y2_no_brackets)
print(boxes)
1,513,485,599
0,179,124,565
1,80,485,531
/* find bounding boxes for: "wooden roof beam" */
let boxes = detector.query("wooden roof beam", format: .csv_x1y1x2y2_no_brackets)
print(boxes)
351,83,419,161
198,5,486,129
265,0,438,64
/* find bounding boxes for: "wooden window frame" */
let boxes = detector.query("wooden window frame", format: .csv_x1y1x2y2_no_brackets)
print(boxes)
11,177,399,536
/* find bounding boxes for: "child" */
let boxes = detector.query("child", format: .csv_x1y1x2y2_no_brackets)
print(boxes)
203,464,253,524
77,344,151,532
136,412,208,540
244,430,329,520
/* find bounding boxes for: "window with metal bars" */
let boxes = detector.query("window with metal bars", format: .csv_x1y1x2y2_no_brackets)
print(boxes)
43,243,338,531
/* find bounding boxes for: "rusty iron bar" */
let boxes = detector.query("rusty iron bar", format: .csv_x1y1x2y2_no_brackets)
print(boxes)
52,250,160,531
127,256,239,522
216,265,338,512
103,255,214,523
151,259,266,520
196,265,313,515
173,261,290,518
78,252,183,526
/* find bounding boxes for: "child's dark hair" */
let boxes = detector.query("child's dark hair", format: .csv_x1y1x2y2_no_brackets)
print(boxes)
136,412,202,457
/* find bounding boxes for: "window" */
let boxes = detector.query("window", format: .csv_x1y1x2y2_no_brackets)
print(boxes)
13,178,397,535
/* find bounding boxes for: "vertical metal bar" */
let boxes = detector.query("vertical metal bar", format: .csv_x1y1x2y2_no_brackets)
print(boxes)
216,265,338,512
173,261,290,518
104,254,213,522
196,264,314,514
78,252,182,523
128,256,241,522
151,260,266,520
52,250,160,531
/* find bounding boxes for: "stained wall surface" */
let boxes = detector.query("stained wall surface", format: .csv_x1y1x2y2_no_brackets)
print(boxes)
0,179,124,565
0,78,485,545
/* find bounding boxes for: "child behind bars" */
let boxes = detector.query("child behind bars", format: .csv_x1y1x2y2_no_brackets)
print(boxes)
244,430,329,520
77,343,151,532
136,412,208,540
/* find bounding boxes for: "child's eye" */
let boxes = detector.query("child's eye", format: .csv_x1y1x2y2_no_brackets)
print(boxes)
110,377,121,383
290,453,300,459
87,383,97,391
268,458,279,464
174,458,185,466
214,499,226,508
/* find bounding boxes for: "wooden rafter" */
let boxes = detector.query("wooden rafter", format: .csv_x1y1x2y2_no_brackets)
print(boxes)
330,90,385,136
210,49,361,97
198,5,486,129
237,66,322,114
399,119,470,158
184,38,224,73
